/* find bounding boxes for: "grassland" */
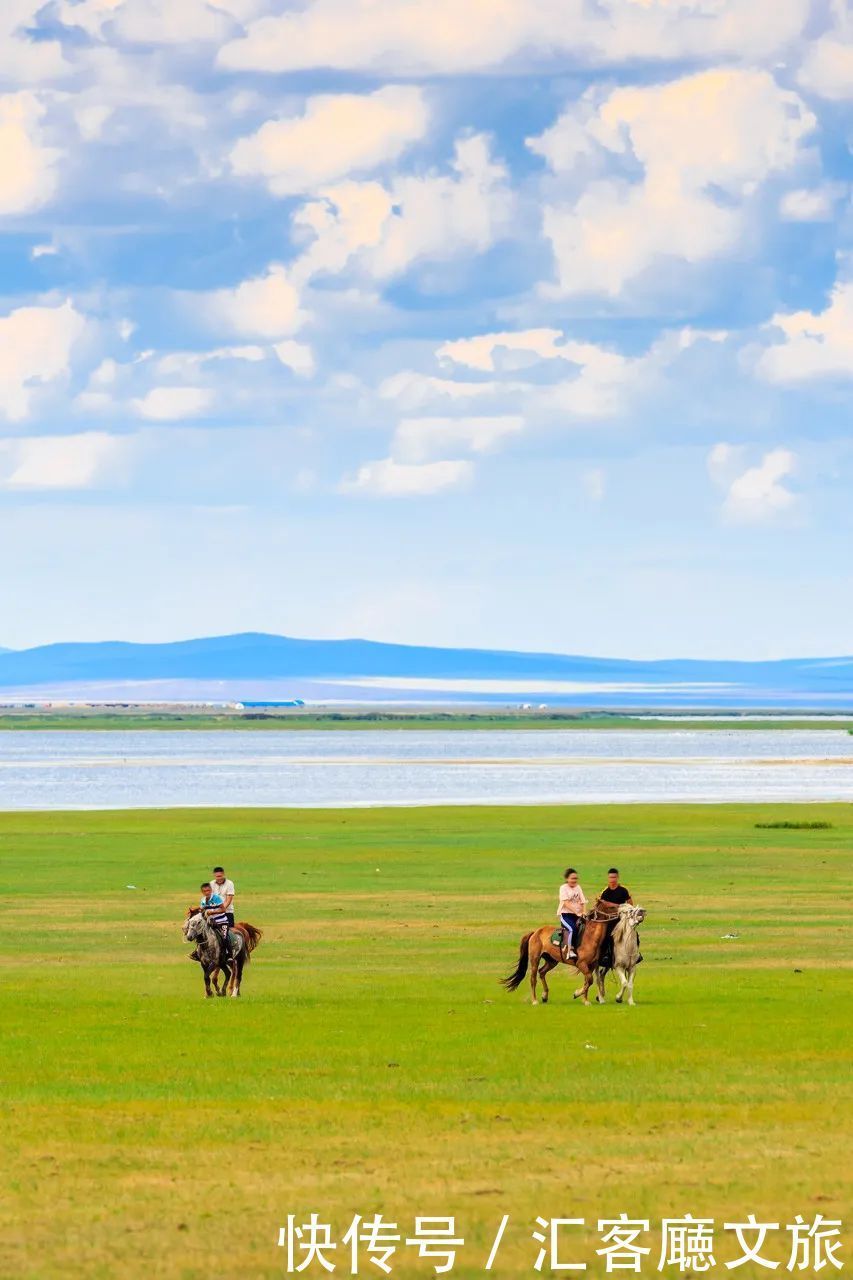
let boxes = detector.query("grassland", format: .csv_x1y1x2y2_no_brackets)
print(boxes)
3,710,853,731
2,803,851,1279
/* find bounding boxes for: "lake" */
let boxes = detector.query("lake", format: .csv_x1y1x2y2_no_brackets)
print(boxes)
1,728,852,809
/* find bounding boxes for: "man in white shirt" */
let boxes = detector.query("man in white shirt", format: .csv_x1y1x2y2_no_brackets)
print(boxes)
212,866,236,928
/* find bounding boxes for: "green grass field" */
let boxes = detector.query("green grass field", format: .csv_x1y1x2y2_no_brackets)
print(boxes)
3,711,853,731
3,803,851,1278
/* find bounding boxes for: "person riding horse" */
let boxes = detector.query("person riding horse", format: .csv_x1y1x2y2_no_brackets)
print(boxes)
558,867,587,961
195,881,232,969
598,867,641,970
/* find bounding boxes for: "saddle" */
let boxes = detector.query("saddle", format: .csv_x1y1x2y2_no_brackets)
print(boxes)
551,919,587,954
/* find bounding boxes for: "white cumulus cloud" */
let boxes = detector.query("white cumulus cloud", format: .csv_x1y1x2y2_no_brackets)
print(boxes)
528,69,816,299
204,264,304,339
340,456,474,497
798,3,853,102
218,0,809,76
708,443,799,524
0,300,86,422
757,282,853,383
57,0,256,43
273,341,316,378
437,329,566,372
779,186,842,222
292,135,512,284
132,387,214,421
0,3,66,83
230,86,429,196
0,93,60,215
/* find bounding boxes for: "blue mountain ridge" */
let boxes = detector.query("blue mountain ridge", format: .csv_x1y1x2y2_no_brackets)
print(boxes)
0,632,851,701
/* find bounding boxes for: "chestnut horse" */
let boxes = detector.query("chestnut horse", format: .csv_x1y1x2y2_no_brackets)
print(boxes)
500,899,620,1005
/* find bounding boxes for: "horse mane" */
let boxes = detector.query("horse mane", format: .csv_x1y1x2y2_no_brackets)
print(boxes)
611,914,629,941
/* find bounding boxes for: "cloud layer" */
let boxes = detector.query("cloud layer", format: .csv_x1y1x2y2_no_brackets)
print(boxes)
0,0,850,655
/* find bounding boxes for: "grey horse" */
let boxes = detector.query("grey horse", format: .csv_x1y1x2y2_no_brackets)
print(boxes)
594,904,647,1006
182,911,252,997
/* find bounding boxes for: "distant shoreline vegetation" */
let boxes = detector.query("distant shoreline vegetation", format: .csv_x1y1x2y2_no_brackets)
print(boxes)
755,820,835,829
2,709,853,731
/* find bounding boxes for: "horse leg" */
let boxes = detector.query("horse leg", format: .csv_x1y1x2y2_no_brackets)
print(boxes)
615,967,628,1004
627,968,636,1006
573,963,593,1005
595,967,606,1004
230,954,243,997
529,935,542,1004
203,965,213,998
214,959,230,996
538,954,557,1004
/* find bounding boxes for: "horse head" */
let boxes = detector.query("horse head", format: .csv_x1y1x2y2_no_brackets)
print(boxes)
618,904,646,928
183,911,207,942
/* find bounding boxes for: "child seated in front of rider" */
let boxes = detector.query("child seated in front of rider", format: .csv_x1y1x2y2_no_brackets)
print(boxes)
192,881,230,964
558,867,587,960
188,882,221,962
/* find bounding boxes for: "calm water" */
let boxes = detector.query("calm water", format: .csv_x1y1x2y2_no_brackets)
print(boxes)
1,729,852,809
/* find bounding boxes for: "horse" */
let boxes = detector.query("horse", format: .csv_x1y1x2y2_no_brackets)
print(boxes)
594,905,646,1006
500,899,620,1005
183,909,262,998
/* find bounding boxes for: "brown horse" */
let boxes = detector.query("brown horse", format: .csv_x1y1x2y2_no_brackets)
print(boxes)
501,899,620,1005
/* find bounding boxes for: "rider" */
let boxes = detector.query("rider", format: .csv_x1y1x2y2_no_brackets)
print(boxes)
188,881,223,962
201,879,231,968
212,866,235,930
600,867,633,908
558,867,586,961
598,867,639,968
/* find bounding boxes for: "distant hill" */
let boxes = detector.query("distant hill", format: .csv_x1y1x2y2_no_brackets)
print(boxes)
0,632,851,707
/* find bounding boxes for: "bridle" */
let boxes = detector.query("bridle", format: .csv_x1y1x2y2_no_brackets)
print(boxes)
585,904,621,923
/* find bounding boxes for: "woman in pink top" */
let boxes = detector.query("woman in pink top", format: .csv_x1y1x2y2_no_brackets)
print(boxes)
558,867,587,960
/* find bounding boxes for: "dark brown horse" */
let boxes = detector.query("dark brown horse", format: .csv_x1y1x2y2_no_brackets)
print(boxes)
501,899,620,1005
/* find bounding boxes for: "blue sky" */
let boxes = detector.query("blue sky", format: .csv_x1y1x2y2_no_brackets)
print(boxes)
0,0,852,658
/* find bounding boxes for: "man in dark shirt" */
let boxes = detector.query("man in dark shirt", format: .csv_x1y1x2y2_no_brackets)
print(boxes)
598,867,638,969
600,867,633,907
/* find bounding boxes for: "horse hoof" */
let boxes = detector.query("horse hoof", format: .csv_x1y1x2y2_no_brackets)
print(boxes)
596,997,605,1004
615,996,623,1004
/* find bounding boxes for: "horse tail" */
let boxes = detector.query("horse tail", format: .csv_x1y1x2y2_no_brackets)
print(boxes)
235,922,263,959
500,931,533,991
